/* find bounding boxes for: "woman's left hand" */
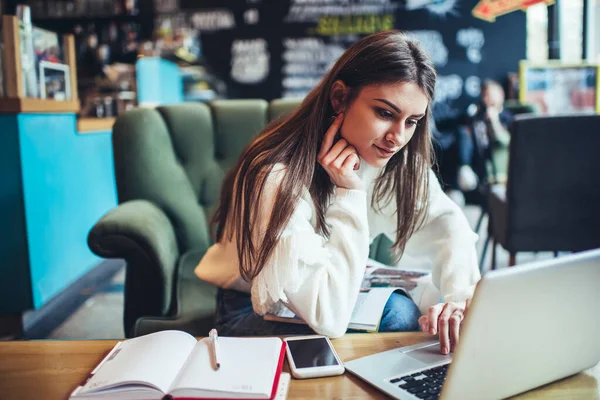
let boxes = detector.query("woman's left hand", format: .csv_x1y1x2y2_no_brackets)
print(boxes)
418,299,471,355
485,106,500,122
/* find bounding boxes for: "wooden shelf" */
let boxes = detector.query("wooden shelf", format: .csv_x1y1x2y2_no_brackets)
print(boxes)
1,16,80,114
0,98,80,113
77,118,116,133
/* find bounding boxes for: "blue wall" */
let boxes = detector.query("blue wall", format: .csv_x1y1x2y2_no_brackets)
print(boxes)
17,114,117,309
1,60,183,313
136,58,183,106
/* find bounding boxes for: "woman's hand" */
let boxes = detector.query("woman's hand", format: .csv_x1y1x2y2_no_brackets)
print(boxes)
418,298,471,355
317,113,364,190
485,106,500,122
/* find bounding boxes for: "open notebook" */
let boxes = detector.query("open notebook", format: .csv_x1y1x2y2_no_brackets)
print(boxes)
69,330,287,400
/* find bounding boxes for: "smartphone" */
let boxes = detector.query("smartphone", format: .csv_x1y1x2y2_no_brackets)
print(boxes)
283,335,345,379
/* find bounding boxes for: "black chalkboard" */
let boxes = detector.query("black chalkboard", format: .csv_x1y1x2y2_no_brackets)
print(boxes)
181,0,526,110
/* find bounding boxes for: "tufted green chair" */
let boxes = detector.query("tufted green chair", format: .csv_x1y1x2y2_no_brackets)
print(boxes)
89,99,394,338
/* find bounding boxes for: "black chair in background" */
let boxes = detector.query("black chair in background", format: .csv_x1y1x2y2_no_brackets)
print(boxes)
484,114,600,269
466,108,495,236
460,103,536,244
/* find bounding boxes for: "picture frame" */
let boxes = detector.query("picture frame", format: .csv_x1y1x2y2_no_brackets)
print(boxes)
38,61,71,101
33,26,62,64
519,61,600,114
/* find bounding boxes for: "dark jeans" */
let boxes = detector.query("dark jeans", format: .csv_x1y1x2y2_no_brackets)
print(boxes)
215,288,421,336
457,125,474,167
457,124,494,182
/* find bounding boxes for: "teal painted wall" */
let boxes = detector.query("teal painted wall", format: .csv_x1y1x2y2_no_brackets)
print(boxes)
136,58,183,106
2,59,183,313
17,114,117,308
0,115,33,313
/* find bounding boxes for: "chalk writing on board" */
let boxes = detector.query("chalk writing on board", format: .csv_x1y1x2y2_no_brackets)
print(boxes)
244,9,259,24
313,14,395,35
466,47,481,64
407,30,448,67
408,0,459,16
282,37,345,98
435,74,463,103
456,28,484,64
285,0,399,23
457,27,485,48
464,76,481,98
231,39,270,84
154,0,178,13
191,10,236,32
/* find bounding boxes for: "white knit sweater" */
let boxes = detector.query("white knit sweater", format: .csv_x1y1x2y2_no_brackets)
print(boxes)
195,162,481,338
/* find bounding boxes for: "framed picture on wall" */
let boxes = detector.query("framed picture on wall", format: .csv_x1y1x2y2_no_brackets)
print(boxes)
520,61,600,114
39,61,71,101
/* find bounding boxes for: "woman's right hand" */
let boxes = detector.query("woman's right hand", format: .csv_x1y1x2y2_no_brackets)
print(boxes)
317,113,364,191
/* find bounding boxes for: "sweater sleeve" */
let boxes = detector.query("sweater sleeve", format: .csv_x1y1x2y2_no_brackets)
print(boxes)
378,169,481,303
250,167,370,338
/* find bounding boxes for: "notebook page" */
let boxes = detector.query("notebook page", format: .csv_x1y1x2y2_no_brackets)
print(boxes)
274,373,290,400
71,385,162,400
170,337,283,397
79,331,197,395
350,287,397,329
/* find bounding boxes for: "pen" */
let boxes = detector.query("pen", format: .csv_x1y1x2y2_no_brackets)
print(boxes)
209,328,221,370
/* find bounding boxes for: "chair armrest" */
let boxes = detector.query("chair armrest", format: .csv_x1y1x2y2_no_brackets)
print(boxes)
369,234,396,266
88,200,180,336
89,200,179,269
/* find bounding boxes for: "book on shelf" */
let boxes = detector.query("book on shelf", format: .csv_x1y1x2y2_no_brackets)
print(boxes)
264,259,431,332
69,330,288,400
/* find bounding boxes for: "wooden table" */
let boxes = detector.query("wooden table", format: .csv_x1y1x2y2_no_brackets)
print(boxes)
0,332,598,400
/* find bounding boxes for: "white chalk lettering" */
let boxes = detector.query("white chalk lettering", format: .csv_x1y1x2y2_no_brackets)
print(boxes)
231,39,270,84
282,37,344,95
407,30,448,67
466,47,481,64
456,28,485,48
191,10,235,31
244,8,259,24
285,0,398,23
435,74,463,103
457,28,484,64
464,76,481,97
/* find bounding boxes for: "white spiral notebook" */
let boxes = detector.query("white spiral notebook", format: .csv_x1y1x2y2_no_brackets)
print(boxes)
69,330,287,400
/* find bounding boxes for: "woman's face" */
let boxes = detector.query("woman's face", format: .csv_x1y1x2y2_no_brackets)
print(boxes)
338,82,429,168
482,85,504,109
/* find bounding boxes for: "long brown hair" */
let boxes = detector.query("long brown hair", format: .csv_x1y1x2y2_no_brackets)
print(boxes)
213,30,437,282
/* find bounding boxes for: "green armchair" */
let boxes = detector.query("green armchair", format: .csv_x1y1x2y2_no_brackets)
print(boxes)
89,99,395,338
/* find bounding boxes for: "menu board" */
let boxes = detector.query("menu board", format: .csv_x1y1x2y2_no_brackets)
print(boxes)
178,0,526,109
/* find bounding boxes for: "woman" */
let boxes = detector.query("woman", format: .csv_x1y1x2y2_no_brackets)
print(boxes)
195,31,480,355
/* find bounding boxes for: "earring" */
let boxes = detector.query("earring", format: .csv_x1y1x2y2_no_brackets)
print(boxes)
330,112,339,121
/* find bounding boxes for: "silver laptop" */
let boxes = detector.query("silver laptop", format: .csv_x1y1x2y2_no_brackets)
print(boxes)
345,248,600,400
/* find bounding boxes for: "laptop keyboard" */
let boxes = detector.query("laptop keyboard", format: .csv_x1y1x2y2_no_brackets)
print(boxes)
389,363,449,400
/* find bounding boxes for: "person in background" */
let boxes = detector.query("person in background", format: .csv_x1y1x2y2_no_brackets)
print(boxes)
195,31,480,355
457,79,513,191
429,101,467,207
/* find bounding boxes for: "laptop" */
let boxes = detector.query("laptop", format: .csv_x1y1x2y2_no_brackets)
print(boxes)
345,248,600,400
